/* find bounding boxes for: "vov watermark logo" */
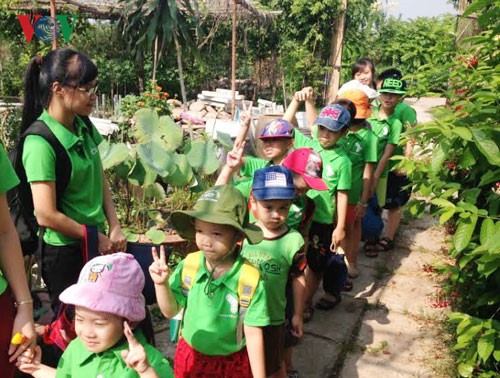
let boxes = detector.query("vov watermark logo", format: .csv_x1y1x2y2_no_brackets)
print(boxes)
17,15,78,43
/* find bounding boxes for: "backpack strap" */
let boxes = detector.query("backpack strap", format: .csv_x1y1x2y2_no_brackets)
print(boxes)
236,260,260,345
20,120,72,207
181,251,203,296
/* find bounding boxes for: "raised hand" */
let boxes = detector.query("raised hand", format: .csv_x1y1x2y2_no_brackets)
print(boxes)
149,246,170,285
121,321,151,375
226,141,246,170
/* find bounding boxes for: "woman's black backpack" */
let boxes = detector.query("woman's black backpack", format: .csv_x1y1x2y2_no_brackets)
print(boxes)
7,117,95,256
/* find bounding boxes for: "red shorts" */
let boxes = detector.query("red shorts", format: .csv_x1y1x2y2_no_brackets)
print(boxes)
0,288,17,378
346,204,357,224
174,337,253,378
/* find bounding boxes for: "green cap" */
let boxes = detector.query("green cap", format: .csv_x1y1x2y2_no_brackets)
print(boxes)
379,77,407,95
170,185,263,245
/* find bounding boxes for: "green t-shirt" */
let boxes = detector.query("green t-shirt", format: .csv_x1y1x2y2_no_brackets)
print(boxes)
234,178,308,231
294,128,352,224
338,126,378,204
241,228,304,324
168,252,270,356
22,110,105,246
0,145,20,295
394,102,417,129
367,108,403,177
56,330,173,378
240,155,269,178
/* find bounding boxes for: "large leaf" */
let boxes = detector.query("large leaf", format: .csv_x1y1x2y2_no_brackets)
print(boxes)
477,330,495,362
186,140,220,175
144,183,166,200
134,108,162,144
165,153,194,187
431,144,446,174
137,141,175,177
479,218,495,245
145,227,166,244
216,131,234,152
471,129,500,166
99,140,130,170
159,115,183,152
454,214,478,252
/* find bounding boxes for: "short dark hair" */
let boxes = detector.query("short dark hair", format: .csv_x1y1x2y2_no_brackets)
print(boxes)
351,58,375,79
376,68,403,82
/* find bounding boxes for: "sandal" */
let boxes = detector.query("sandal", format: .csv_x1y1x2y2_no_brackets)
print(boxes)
342,279,353,292
315,295,342,310
364,240,379,258
347,265,359,278
287,370,300,378
303,306,314,323
376,237,394,252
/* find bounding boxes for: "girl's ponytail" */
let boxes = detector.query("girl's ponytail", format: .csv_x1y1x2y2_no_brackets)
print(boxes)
21,56,44,133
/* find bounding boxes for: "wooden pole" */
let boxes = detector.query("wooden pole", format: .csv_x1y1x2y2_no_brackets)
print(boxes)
231,0,237,118
326,0,347,104
50,0,57,50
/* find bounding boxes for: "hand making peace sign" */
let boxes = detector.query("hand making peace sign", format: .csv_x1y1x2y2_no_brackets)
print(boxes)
149,246,170,285
121,321,152,374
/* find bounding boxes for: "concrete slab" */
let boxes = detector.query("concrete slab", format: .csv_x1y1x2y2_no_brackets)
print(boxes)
340,310,437,378
293,333,342,378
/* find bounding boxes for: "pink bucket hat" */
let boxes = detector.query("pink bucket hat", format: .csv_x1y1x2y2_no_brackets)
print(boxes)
59,253,146,322
282,148,328,191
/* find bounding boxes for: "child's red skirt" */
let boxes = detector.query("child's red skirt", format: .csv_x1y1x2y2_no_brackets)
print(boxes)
174,337,253,378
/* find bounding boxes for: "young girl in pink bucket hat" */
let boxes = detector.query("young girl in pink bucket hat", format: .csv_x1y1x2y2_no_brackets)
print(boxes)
17,253,173,377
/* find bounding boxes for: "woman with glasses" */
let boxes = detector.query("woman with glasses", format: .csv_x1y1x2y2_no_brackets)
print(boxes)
19,48,126,330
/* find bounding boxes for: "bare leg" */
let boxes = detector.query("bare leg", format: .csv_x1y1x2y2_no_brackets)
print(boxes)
385,207,401,241
304,267,322,308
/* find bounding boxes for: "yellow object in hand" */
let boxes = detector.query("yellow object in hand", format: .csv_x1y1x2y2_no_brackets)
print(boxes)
11,333,25,345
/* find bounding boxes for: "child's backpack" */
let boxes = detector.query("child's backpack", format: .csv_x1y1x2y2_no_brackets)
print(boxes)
7,117,94,256
171,251,260,344
361,196,384,241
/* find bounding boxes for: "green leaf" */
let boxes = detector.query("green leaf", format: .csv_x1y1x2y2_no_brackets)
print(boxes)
431,144,446,174
493,350,500,362
137,142,175,177
134,108,160,143
128,160,147,186
124,230,139,242
159,115,183,152
478,169,500,187
165,153,194,187
440,208,456,224
454,214,478,252
459,147,476,168
216,131,234,152
480,218,495,245
186,140,220,175
457,324,482,345
457,363,474,377
144,183,166,200
453,127,472,141
471,129,500,166
477,330,495,362
448,312,467,324
145,228,166,244
431,198,456,208
99,140,130,170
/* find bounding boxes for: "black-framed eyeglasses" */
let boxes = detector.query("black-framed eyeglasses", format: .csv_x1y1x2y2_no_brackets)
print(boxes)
75,85,98,95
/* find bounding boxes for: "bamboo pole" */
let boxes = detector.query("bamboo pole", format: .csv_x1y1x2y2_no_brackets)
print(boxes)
326,0,347,104
231,0,237,118
50,0,57,50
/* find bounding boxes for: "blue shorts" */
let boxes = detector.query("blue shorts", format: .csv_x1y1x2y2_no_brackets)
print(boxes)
384,171,411,210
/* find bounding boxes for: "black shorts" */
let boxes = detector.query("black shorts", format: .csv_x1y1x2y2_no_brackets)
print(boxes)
384,171,411,210
263,324,285,375
306,222,334,273
285,282,298,348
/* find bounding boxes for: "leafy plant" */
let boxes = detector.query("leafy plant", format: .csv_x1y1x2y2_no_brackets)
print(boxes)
398,1,500,376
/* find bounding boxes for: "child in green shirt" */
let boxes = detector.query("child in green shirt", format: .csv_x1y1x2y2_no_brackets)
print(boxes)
17,253,173,378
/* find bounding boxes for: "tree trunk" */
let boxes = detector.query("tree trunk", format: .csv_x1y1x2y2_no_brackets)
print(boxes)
456,0,480,49
231,0,237,118
152,35,159,82
326,0,347,104
174,32,187,104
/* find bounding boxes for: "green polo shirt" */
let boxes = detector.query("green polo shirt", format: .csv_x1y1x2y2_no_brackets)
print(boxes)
235,178,308,231
240,155,269,178
294,128,352,224
22,110,105,246
338,126,378,204
241,228,304,324
0,145,20,295
368,108,403,177
56,330,173,378
168,252,270,356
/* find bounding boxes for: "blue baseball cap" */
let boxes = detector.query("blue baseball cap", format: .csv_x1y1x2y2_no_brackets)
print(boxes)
313,104,351,132
252,166,295,201
259,119,295,139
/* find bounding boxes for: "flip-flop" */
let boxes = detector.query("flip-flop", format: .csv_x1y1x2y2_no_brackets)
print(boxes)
376,237,394,252
342,279,353,292
315,295,342,310
364,240,379,258
303,306,314,323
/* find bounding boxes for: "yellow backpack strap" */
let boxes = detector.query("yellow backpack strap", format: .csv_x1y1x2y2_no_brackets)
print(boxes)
236,260,260,345
181,251,202,296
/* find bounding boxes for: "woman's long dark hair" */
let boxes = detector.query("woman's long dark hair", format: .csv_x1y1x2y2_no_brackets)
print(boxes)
21,48,98,133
